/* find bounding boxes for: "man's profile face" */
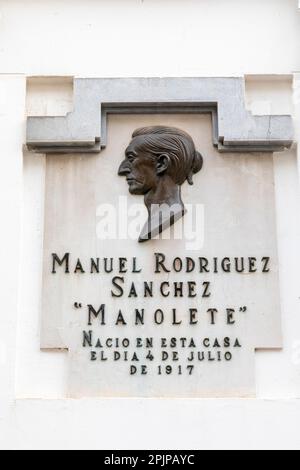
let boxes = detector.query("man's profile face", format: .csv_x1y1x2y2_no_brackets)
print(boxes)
118,136,158,195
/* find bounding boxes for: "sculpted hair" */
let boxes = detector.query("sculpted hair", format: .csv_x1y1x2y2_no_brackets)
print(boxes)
132,126,203,185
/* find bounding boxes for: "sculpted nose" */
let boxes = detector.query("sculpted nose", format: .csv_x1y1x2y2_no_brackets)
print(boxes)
118,160,130,176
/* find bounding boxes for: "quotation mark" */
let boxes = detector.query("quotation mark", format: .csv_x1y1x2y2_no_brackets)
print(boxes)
239,306,247,313
74,302,82,309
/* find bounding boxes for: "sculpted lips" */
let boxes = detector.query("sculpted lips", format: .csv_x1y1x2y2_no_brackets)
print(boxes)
126,177,142,184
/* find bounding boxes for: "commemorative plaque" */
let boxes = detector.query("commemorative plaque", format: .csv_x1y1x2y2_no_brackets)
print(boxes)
27,78,293,398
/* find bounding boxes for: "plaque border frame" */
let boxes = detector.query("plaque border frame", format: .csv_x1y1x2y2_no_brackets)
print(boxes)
26,77,293,154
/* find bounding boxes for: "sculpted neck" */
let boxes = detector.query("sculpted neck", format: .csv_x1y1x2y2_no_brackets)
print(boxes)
139,176,186,242
144,175,184,213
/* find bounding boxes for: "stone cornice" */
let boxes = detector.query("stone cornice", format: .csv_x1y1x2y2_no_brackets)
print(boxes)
27,77,293,154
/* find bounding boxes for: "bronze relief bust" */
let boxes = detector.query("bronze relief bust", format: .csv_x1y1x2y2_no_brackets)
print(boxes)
118,126,203,242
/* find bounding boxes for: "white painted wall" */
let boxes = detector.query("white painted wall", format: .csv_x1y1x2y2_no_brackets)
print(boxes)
0,0,299,77
0,75,26,448
0,0,300,449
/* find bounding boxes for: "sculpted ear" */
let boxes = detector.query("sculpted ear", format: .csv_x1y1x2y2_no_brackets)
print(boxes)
156,154,170,176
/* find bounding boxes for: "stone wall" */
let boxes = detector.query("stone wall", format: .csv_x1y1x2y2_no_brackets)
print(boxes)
0,0,300,450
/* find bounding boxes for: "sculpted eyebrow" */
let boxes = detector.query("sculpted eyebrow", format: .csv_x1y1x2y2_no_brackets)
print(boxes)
126,150,137,157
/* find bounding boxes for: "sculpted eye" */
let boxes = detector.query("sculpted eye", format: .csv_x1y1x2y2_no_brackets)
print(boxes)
127,154,135,162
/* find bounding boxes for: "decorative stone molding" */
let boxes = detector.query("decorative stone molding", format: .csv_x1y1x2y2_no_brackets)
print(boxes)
26,77,293,154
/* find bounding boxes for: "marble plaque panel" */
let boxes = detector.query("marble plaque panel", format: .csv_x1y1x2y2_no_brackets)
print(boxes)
41,114,282,398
